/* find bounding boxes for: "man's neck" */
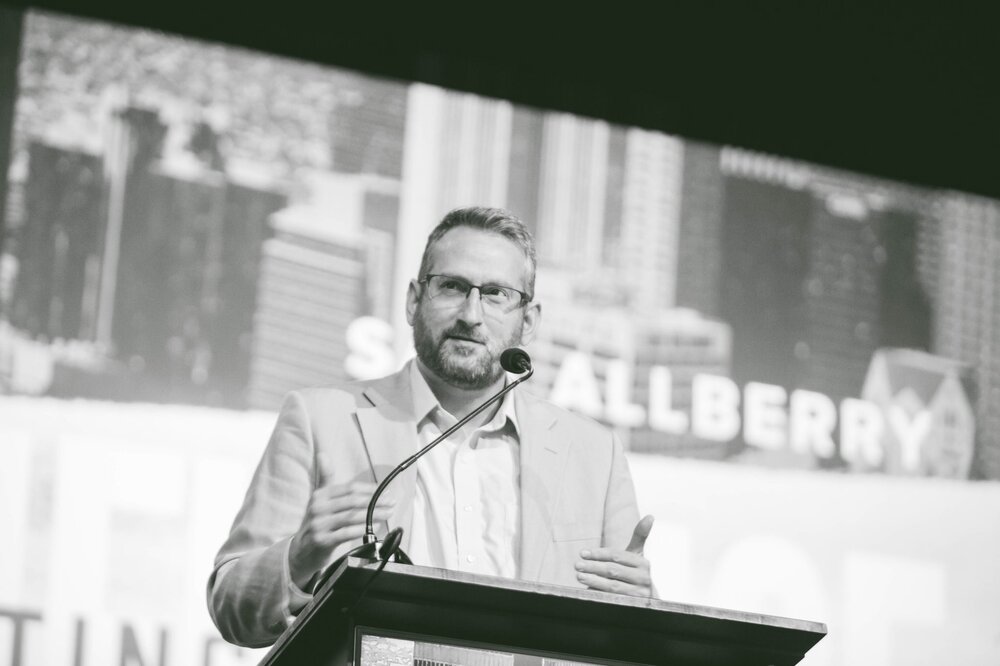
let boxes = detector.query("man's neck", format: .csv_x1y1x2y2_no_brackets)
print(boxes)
416,359,506,425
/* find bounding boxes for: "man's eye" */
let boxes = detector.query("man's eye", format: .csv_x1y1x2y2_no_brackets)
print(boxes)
481,285,508,298
438,279,467,292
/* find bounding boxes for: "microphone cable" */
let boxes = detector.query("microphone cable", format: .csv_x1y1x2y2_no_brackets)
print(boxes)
338,527,405,616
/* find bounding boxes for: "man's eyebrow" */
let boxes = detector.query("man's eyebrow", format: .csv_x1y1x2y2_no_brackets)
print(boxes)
440,273,519,289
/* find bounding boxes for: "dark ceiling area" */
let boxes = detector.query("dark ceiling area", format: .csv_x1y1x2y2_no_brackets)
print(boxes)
8,1,999,200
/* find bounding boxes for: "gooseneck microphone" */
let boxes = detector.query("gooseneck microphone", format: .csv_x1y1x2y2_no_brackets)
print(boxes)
499,347,532,374
361,347,534,556
311,348,534,592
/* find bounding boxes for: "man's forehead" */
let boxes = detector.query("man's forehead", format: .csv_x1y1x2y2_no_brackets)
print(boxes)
427,228,528,281
432,226,518,250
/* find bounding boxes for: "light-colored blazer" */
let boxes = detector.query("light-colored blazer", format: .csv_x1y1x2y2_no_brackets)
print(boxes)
207,365,640,648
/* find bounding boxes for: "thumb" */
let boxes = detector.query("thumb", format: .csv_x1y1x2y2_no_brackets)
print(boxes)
626,514,654,554
314,450,334,488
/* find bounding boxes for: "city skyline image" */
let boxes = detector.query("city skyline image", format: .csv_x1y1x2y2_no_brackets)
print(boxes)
2,11,998,480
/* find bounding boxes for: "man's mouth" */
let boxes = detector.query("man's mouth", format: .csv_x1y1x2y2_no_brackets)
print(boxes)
445,334,485,345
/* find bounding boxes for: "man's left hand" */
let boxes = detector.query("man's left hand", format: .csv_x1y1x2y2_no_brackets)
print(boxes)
575,515,654,598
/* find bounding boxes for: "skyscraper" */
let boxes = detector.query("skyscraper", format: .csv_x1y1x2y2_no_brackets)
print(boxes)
534,114,610,271
247,204,365,410
799,189,933,400
615,128,684,311
718,153,812,391
928,195,1000,479
717,150,933,404
675,141,725,317
10,141,104,341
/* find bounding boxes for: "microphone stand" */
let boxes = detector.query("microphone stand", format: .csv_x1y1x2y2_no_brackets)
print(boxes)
310,349,533,593
358,362,534,560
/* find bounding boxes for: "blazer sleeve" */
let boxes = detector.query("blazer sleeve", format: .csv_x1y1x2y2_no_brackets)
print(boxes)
206,391,318,648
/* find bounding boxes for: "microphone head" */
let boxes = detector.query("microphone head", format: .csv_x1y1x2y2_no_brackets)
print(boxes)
500,347,532,374
379,527,404,562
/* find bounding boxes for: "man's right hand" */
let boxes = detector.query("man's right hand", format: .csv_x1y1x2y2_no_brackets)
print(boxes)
287,477,394,591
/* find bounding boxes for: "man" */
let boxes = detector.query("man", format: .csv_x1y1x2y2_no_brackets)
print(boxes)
208,207,654,648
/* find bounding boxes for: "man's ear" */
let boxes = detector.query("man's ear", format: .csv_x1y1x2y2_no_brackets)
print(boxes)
519,301,541,345
405,280,420,326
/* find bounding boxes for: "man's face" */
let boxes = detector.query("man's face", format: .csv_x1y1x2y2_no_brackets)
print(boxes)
406,227,540,390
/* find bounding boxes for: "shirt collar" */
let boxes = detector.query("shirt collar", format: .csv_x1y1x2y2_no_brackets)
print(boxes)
408,358,520,435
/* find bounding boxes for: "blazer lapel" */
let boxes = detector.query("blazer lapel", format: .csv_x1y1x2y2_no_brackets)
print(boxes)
516,391,569,582
357,369,420,552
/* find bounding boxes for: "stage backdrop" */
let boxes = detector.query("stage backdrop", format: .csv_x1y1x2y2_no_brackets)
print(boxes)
2,10,1000,666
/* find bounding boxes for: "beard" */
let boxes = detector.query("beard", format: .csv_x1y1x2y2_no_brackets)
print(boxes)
412,311,521,391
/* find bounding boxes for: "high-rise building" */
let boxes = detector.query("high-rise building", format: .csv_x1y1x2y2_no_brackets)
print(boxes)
433,90,513,211
247,204,365,411
113,165,228,399
615,129,685,311
506,106,545,237
534,114,611,271
718,153,812,391
10,141,104,341
360,185,401,322
506,110,627,265
110,162,284,405
717,150,933,405
675,142,725,317
928,195,1000,479
210,177,288,400
325,76,406,325
801,188,932,401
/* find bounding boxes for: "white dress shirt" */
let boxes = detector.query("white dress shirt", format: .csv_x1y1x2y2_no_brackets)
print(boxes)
407,361,521,578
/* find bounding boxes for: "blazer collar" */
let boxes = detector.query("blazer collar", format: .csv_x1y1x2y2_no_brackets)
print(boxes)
357,362,421,551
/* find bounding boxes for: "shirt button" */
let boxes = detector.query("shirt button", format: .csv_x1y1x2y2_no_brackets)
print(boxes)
466,554,476,563
463,505,473,512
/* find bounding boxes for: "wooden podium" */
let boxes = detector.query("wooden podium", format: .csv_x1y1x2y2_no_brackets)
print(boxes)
260,558,826,666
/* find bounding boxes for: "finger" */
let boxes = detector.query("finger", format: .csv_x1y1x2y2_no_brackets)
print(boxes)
575,559,650,586
312,492,378,516
313,503,394,530
626,514,655,554
314,480,378,502
315,522,369,548
372,493,397,509
309,512,363,536
315,450,335,487
578,548,646,567
575,572,651,597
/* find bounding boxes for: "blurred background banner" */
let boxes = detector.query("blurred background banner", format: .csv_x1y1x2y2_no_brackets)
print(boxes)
1,10,999,666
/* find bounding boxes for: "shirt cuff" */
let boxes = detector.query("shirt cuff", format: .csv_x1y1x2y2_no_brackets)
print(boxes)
281,538,313,622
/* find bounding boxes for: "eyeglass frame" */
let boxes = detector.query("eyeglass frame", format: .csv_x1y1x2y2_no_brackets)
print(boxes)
417,273,533,311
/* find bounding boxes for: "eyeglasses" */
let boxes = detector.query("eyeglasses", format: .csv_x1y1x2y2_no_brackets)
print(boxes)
420,274,530,312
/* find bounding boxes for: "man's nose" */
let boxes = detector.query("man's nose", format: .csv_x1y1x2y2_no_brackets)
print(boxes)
457,287,485,324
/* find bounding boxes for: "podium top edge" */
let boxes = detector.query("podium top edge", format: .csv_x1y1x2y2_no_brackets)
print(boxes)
334,558,828,636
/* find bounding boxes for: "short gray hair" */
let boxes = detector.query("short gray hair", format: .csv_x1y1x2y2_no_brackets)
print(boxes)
417,206,537,300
